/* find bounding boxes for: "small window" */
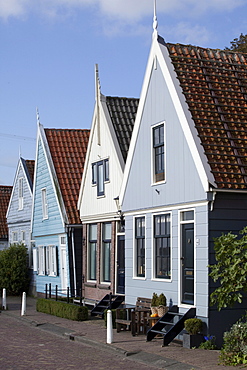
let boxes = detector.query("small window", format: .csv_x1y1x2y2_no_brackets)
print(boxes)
181,210,194,222
91,159,109,196
135,217,145,277
12,231,18,243
41,188,48,219
21,231,26,244
153,124,165,183
18,178,24,210
46,245,57,276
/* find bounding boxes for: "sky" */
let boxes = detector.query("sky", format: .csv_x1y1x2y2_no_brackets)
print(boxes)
1,0,247,185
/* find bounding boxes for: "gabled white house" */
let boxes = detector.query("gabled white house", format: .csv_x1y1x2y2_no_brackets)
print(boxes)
77,66,139,303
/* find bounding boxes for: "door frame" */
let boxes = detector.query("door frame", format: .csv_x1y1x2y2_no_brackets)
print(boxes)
179,209,196,307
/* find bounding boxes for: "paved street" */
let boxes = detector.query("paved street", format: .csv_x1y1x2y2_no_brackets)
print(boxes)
0,314,153,370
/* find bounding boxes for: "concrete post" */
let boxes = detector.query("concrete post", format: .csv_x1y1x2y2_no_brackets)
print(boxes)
2,288,6,310
21,292,26,316
107,309,113,344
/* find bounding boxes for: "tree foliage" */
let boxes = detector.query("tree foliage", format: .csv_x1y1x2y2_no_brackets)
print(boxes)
0,243,30,295
209,227,247,310
225,33,247,53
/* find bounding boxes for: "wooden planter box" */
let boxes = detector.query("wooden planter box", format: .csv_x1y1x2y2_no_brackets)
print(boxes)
183,333,204,349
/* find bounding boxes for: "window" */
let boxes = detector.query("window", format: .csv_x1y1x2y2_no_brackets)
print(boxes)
21,231,26,244
91,159,109,196
12,231,18,243
18,178,23,210
153,124,165,183
46,245,57,276
88,224,97,280
102,223,111,282
135,217,145,277
154,214,171,279
37,245,57,276
41,188,48,219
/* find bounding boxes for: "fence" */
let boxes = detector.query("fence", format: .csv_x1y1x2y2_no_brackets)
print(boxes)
44,283,84,306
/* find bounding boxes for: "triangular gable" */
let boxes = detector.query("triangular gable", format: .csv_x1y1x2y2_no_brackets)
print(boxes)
6,158,34,218
119,34,215,205
78,92,138,218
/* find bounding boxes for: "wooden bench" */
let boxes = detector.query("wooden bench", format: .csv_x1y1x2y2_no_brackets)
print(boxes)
115,297,151,336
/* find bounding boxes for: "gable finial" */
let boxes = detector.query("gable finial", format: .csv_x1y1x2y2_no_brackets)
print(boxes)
36,107,40,125
153,0,158,39
95,64,101,145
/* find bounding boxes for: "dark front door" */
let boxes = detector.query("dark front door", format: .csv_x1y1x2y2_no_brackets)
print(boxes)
116,235,125,294
181,223,194,305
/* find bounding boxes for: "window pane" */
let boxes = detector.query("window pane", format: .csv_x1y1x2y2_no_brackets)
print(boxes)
89,224,97,241
181,211,194,221
104,159,109,181
97,162,104,195
92,163,97,184
103,223,111,240
89,242,96,280
103,242,111,282
154,214,171,279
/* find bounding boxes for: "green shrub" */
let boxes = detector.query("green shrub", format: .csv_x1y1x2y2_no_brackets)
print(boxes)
36,298,88,321
184,318,203,335
0,243,30,295
199,335,217,350
158,293,167,306
220,316,247,366
151,293,159,307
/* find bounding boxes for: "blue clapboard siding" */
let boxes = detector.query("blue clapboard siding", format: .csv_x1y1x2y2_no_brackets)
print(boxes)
32,138,67,294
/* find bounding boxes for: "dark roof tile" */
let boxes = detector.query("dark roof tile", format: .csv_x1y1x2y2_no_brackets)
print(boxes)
0,186,12,239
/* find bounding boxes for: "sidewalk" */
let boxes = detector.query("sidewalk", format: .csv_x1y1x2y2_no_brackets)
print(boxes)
1,296,235,370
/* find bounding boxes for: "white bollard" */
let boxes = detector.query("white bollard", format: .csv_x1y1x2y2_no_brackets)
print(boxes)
106,309,113,344
2,288,6,310
21,292,26,316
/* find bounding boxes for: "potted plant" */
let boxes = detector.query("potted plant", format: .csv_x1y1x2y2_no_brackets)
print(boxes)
157,293,168,317
151,292,159,315
183,318,204,349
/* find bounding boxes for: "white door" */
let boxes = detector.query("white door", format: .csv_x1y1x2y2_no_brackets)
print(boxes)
61,247,68,294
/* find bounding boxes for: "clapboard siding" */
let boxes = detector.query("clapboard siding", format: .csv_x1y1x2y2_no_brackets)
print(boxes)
32,139,64,237
122,61,206,215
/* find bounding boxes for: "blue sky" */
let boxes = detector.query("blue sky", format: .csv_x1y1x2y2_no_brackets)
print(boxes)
1,0,247,185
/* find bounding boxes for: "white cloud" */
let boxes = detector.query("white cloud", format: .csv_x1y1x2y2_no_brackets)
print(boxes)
164,22,211,46
0,0,245,22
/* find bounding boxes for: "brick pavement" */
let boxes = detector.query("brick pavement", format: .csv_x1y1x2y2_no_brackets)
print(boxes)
1,296,236,370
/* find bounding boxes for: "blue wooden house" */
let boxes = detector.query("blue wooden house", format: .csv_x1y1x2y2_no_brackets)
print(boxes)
119,20,247,345
32,123,90,297
6,158,35,293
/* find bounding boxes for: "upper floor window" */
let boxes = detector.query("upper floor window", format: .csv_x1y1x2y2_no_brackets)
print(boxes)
92,159,109,197
153,123,165,183
135,217,145,277
41,188,48,219
18,178,23,210
154,214,171,279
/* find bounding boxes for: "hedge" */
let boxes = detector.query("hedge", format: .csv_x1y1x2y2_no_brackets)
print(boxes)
36,298,88,321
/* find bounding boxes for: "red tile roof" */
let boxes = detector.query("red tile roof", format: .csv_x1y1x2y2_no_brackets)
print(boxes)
44,129,90,225
0,186,12,239
166,42,247,190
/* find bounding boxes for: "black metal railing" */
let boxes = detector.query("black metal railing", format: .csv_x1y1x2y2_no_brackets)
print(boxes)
44,284,84,305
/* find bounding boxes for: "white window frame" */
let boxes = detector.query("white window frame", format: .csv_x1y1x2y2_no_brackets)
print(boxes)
21,230,26,244
12,231,18,243
133,216,146,279
151,122,166,185
152,212,172,281
46,245,57,277
41,188,48,219
18,177,24,210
